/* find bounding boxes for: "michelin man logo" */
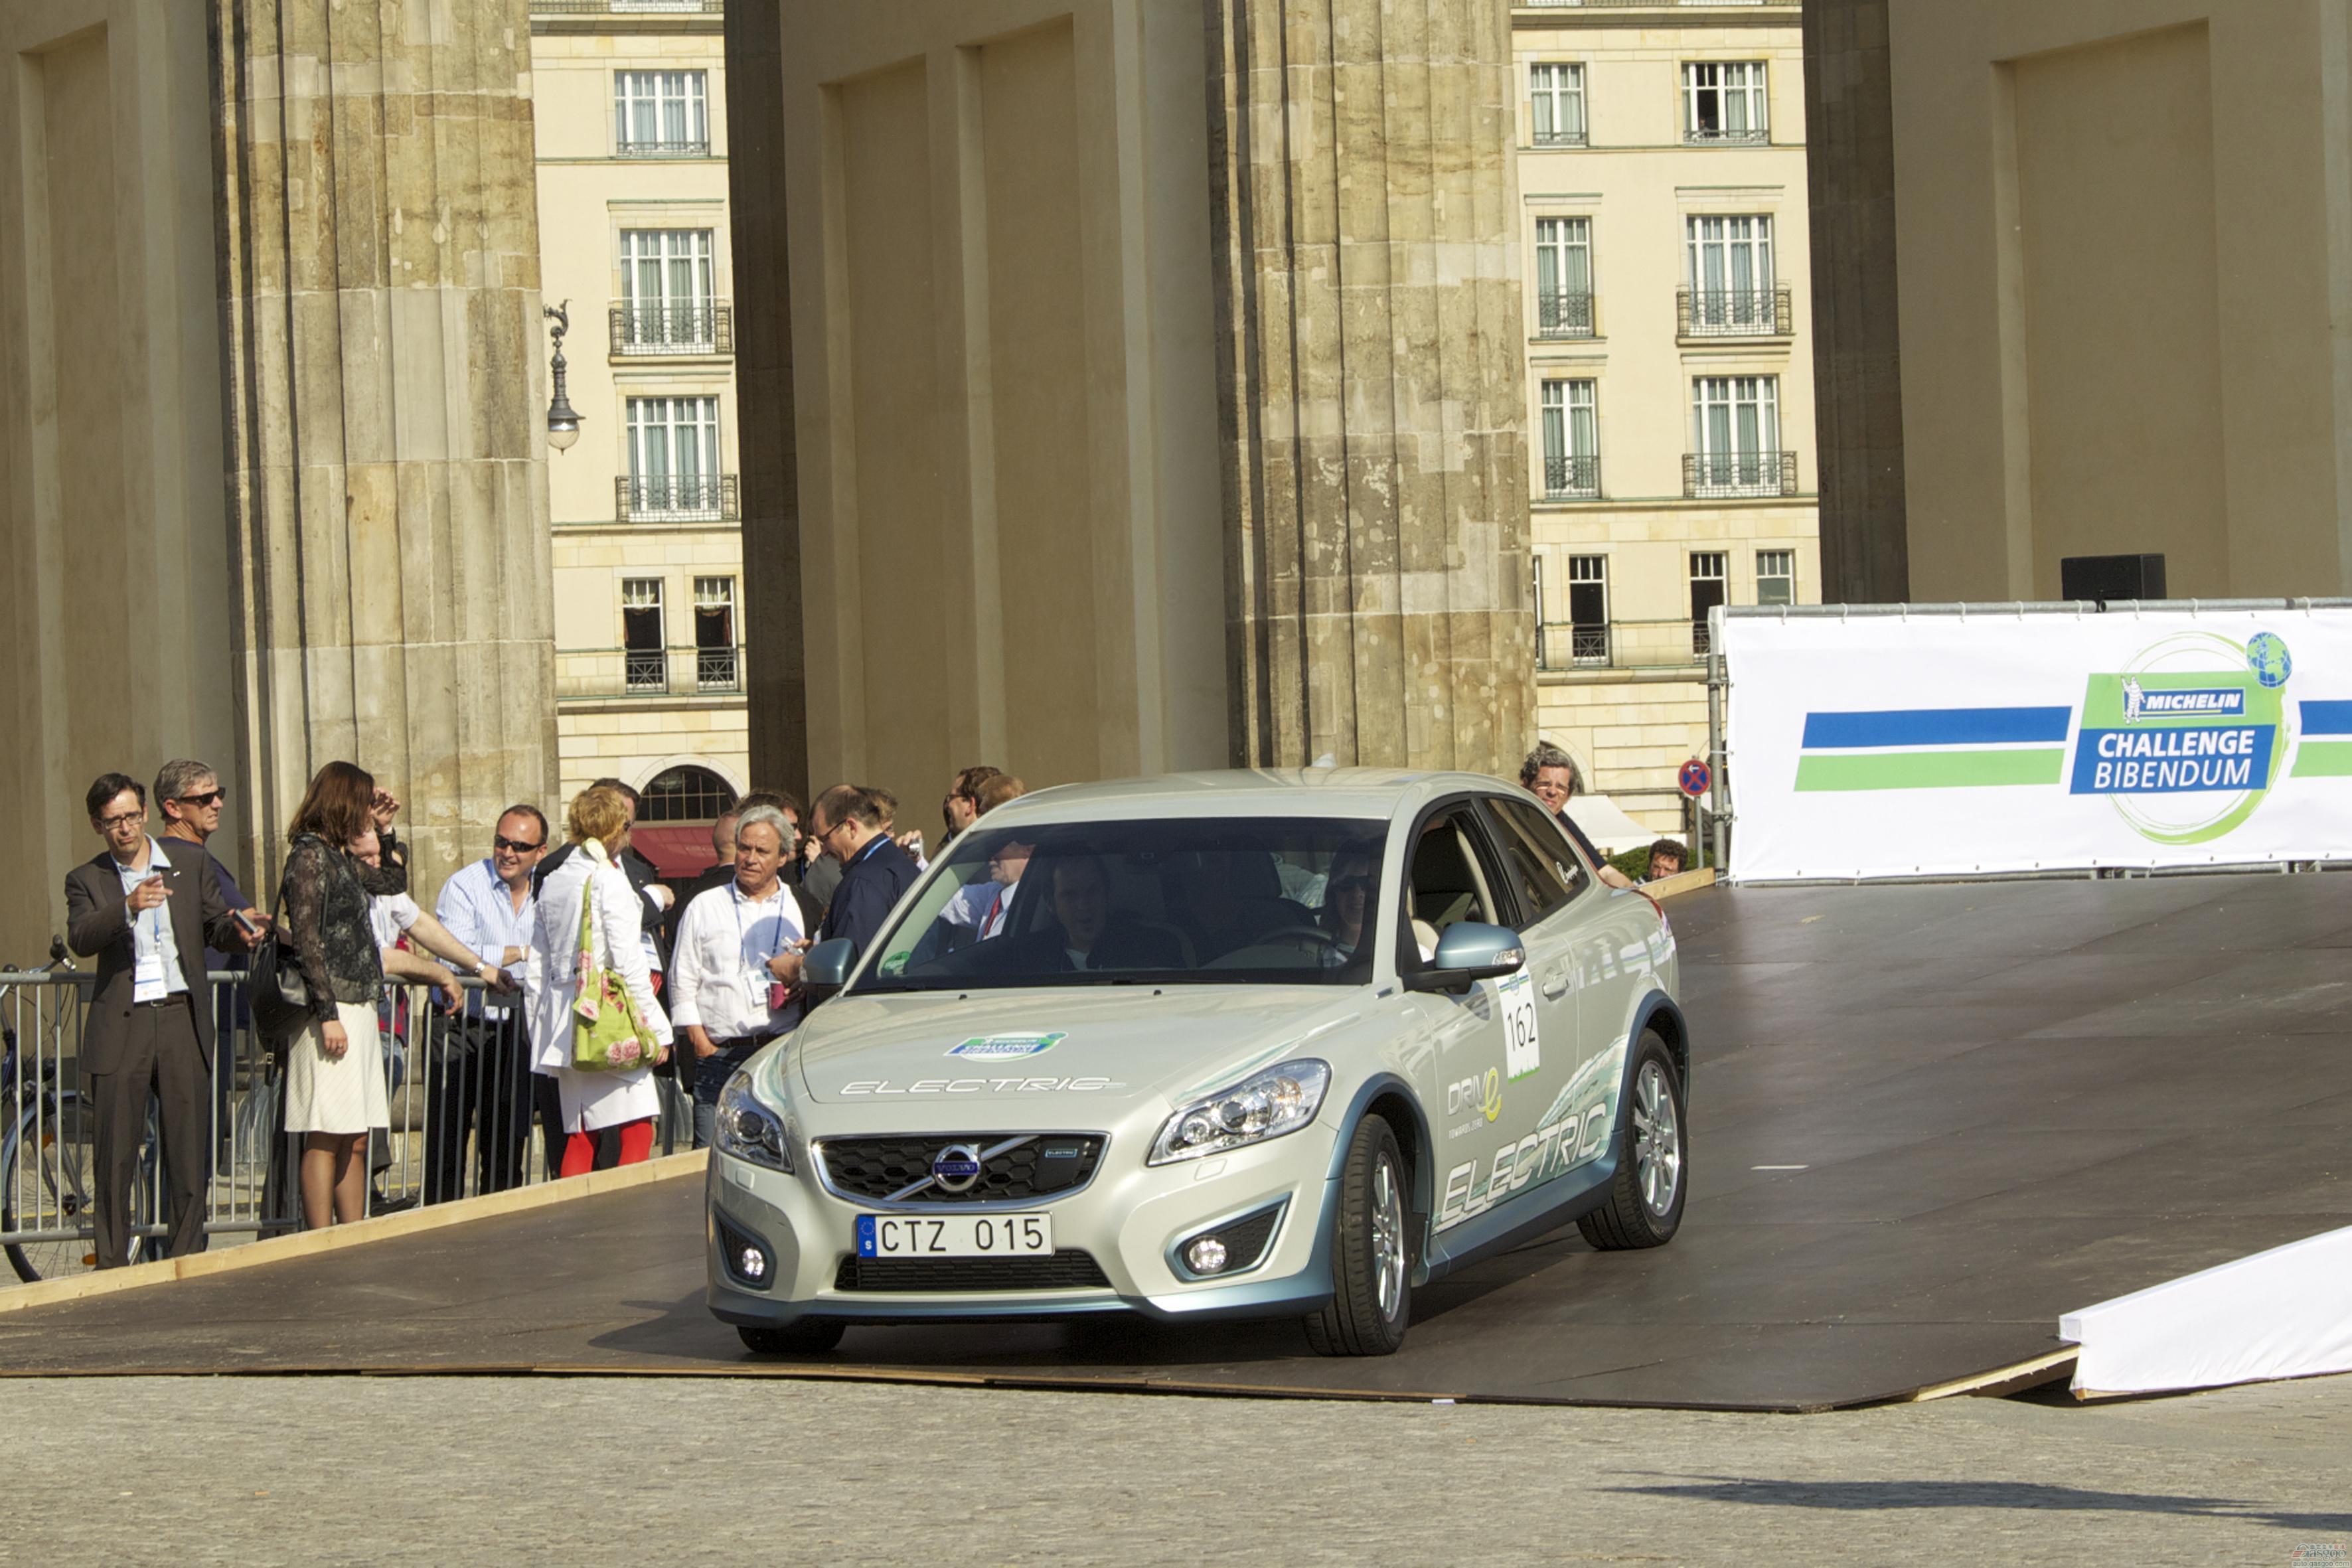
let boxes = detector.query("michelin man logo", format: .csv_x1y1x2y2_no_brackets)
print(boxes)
2122,676,2145,725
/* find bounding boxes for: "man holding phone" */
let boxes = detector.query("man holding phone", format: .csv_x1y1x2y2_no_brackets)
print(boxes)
64,772,254,1265
667,805,807,1148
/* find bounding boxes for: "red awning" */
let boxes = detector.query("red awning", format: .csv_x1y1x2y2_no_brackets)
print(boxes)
631,825,722,882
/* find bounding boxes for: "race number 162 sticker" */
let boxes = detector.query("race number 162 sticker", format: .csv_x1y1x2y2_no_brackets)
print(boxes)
1497,971,1540,1079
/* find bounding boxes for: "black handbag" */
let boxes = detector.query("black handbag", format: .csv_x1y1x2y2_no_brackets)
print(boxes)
246,882,311,1039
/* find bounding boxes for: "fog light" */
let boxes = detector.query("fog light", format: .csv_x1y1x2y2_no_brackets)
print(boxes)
738,1245,768,1282
1186,1236,1229,1275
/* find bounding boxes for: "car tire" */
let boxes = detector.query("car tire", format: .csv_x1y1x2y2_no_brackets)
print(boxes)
1303,1113,1412,1357
1577,1030,1687,1251
738,1320,845,1356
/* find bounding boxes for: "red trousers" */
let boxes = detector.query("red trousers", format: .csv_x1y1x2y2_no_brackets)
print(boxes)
560,1117,653,1178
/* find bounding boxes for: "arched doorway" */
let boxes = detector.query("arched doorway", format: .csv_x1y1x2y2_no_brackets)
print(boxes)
630,764,741,879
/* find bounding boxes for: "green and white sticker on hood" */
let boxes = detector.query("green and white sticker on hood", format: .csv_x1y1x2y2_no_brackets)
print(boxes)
946,1032,1068,1061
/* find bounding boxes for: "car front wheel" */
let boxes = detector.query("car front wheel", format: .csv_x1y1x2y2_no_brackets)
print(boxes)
1577,1029,1687,1251
1304,1113,1412,1356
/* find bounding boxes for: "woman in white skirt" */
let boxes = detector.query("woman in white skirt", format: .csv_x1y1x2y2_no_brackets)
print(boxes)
530,785,672,1174
277,761,410,1228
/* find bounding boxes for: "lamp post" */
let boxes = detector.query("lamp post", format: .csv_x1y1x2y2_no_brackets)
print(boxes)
544,301,582,453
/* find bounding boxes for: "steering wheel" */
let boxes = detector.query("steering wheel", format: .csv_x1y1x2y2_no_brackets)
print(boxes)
1251,924,1341,952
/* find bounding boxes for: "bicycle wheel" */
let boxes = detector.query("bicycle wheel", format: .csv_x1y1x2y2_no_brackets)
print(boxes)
4,1091,103,1283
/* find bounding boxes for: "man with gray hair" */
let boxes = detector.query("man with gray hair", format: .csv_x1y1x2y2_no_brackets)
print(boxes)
1520,743,1634,891
154,758,266,971
668,803,811,1147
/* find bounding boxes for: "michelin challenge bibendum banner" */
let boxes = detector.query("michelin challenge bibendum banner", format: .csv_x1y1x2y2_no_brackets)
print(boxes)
1721,605,2352,881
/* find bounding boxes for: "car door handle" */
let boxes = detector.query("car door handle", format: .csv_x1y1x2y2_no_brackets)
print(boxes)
1541,971,1569,999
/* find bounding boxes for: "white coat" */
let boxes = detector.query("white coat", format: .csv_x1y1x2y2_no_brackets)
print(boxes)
529,838,673,1134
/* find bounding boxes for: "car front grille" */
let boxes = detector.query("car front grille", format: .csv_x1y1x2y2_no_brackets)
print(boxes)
815,1134,1106,1204
832,1249,1113,1293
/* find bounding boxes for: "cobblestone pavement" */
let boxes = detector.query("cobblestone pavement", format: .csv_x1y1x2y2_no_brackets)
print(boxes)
12,1373,2351,1565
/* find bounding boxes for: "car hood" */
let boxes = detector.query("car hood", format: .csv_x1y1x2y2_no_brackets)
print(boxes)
791,984,1364,1108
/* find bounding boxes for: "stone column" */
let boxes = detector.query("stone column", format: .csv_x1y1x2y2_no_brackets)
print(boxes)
1205,0,1535,776
1802,0,1910,603
210,0,557,894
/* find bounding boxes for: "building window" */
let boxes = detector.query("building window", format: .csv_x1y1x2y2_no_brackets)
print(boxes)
615,71,708,157
621,578,666,692
1757,549,1795,607
1540,380,1600,499
1682,216,1784,336
1530,63,1586,148
1689,552,1727,657
641,765,738,824
1567,554,1609,666
694,576,738,692
1534,217,1594,338
618,230,718,353
623,396,723,518
1682,62,1768,145
1687,376,1786,498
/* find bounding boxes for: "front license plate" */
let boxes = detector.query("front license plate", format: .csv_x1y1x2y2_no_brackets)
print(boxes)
855,1212,1054,1259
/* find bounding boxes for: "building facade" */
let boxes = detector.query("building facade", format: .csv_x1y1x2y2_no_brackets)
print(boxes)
533,0,750,835
1514,0,1818,834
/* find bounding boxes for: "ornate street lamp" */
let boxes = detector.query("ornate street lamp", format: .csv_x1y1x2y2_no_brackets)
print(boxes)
544,301,582,452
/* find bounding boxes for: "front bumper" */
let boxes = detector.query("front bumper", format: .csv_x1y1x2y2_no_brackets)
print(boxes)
705,1125,1342,1328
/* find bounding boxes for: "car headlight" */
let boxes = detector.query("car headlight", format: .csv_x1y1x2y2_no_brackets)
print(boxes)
715,1073,794,1174
1149,1059,1331,1165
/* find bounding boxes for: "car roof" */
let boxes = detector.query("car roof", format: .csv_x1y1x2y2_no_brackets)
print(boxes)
975,768,1517,826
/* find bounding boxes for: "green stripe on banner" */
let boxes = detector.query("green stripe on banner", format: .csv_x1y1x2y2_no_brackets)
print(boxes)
2290,740,2352,778
1796,749,2066,792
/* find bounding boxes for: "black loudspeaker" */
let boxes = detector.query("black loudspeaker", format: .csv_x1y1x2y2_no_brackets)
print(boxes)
2061,554,2167,605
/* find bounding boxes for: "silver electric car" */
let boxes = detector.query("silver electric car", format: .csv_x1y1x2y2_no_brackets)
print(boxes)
706,769,1689,1356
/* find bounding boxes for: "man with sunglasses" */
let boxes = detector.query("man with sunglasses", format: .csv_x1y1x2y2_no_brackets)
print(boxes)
155,759,267,973
424,806,543,1200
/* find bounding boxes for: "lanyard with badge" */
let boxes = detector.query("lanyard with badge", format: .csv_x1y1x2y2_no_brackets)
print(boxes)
736,886,793,1016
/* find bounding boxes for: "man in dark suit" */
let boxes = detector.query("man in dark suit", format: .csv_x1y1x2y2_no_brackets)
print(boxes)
64,771,252,1266
767,785,918,991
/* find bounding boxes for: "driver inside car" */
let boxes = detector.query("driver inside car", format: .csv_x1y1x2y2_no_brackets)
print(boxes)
991,856,1184,974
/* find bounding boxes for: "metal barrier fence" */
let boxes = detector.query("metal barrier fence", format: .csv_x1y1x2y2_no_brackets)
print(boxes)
0,970,691,1285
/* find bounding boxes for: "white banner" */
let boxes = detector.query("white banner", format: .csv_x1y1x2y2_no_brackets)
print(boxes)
1721,606,2352,880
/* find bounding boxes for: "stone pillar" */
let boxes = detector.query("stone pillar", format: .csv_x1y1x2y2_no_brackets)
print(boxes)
1802,0,1911,603
723,1,808,802
209,0,558,894
1205,0,1535,776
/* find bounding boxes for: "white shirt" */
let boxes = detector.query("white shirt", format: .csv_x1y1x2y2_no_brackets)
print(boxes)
669,879,807,1042
369,891,421,955
941,876,1022,939
114,838,187,1002
435,856,536,1018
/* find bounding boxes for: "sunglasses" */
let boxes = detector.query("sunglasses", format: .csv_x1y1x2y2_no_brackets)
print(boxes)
493,834,544,854
176,789,225,808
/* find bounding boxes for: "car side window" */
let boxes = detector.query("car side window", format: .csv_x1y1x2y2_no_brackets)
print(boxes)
1398,804,1507,967
1486,796,1590,927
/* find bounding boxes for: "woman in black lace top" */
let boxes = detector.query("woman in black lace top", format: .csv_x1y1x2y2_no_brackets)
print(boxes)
279,761,408,1229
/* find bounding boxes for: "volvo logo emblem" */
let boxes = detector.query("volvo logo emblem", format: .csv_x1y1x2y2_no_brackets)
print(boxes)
931,1144,984,1194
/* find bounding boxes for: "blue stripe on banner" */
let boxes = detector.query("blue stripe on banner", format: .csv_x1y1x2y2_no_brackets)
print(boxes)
2301,700,2352,736
1801,707,2075,749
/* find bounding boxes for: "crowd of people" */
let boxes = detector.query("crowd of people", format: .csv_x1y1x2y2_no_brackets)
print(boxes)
58,745,1682,1269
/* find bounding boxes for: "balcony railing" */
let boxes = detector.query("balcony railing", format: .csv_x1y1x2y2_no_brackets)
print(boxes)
1536,289,1595,338
1523,1,1795,7
534,0,723,13
1683,123,1771,146
556,645,745,701
610,302,733,356
1678,285,1791,338
615,473,740,522
615,138,710,158
1531,126,1588,149
1684,451,1798,499
1542,453,1601,499
1536,617,1720,674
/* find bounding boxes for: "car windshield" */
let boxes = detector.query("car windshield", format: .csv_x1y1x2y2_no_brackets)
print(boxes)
852,815,1389,992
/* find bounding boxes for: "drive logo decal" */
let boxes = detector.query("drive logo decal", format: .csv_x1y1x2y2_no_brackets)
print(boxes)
947,1032,1067,1061
2067,631,2287,845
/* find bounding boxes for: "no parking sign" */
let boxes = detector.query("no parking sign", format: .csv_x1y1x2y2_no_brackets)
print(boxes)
1678,758,1711,799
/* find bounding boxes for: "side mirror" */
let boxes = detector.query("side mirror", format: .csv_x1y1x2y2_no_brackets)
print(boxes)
801,937,857,1002
1403,922,1526,993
